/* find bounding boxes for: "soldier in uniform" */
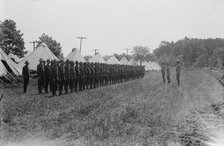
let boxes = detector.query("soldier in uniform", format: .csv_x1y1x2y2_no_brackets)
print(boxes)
44,59,51,93
37,58,45,94
58,60,65,95
90,62,95,89
94,63,99,88
176,60,181,86
64,59,70,94
79,62,84,91
22,61,29,93
166,62,171,83
74,61,79,92
161,62,166,83
51,60,58,96
69,61,75,93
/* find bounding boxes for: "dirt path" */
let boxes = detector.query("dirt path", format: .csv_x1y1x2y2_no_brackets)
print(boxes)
0,70,224,146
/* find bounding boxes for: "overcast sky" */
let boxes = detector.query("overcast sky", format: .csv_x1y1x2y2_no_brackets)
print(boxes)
1,0,224,56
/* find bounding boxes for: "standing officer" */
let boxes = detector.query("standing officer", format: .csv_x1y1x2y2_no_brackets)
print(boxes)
51,60,58,96
69,61,75,93
64,59,70,94
166,62,171,83
176,60,181,86
58,60,65,95
37,58,45,94
75,61,79,92
22,61,29,93
44,59,51,93
161,62,166,83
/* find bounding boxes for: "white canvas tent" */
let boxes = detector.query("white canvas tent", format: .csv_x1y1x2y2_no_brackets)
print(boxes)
0,48,21,76
106,56,120,65
142,61,152,71
129,58,138,66
18,43,58,71
65,48,86,63
119,57,130,65
89,53,105,63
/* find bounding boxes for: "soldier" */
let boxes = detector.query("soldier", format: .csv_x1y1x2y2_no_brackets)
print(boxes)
161,62,166,83
94,63,99,88
69,61,75,93
90,62,95,89
176,60,181,86
51,60,58,96
64,59,70,94
37,58,45,94
79,62,84,91
58,60,65,95
44,59,51,93
74,61,79,92
166,62,171,83
22,61,29,93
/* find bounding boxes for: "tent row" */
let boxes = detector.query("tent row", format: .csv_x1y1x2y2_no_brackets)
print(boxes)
1,43,160,77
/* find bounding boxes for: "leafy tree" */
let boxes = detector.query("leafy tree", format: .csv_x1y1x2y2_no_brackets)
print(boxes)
132,46,150,65
0,19,25,57
36,33,63,58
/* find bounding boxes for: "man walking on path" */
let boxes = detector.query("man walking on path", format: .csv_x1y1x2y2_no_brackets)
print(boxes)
176,60,181,86
166,62,171,84
22,61,30,93
161,62,166,83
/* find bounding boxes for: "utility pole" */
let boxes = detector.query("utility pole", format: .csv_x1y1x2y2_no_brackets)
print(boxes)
77,36,87,53
125,48,130,55
30,41,37,51
93,49,99,55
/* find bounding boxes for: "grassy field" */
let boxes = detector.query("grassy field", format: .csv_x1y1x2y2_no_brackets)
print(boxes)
0,69,224,146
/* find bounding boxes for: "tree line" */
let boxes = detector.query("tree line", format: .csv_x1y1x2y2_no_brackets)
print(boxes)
153,37,224,69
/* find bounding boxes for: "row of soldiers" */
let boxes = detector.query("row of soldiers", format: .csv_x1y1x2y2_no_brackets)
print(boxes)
36,58,145,96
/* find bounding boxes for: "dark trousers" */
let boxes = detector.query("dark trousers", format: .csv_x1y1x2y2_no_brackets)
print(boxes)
38,77,44,93
176,73,180,86
45,78,50,93
58,80,64,95
162,73,165,83
69,79,74,93
64,80,69,94
23,77,29,93
167,73,171,83
51,79,57,96
74,79,78,92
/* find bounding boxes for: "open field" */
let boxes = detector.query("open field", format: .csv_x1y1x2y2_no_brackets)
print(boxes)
0,69,224,146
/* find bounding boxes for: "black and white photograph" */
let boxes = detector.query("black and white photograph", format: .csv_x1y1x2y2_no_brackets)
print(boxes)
0,0,224,145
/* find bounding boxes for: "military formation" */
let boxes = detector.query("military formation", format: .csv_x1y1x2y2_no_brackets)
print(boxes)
34,58,145,96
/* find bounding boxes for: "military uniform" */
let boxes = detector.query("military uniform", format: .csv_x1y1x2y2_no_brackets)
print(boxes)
58,60,65,95
75,61,79,92
37,59,45,94
176,60,181,86
51,60,58,96
44,59,51,93
161,63,166,83
69,61,75,93
64,60,70,94
166,63,171,83
22,61,29,93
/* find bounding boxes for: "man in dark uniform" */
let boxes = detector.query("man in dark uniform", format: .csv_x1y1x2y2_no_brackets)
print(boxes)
58,60,65,95
69,61,75,93
176,60,181,86
74,61,79,92
22,61,30,93
79,62,84,91
37,58,45,94
44,59,51,93
51,60,58,96
64,59,70,94
161,62,166,83
89,62,95,89
94,63,99,88
166,62,171,83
